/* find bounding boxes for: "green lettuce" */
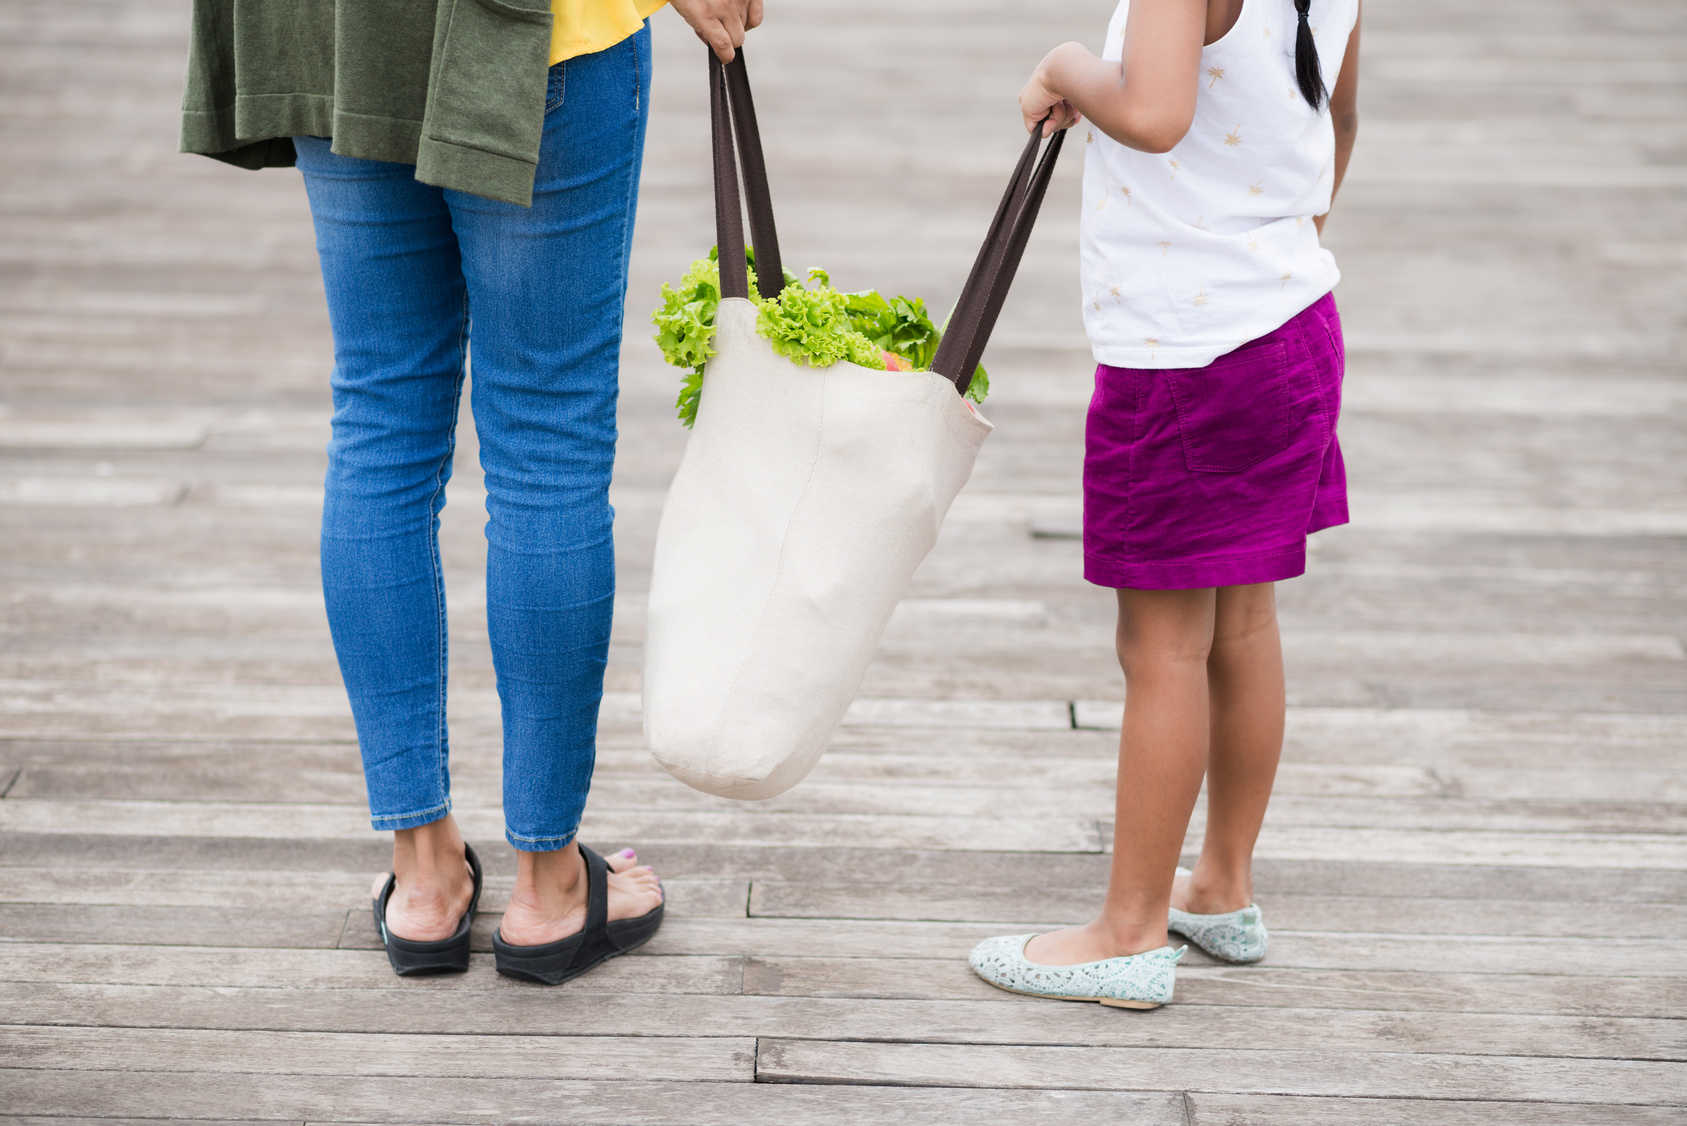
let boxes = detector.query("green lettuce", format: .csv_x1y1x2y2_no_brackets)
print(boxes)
653,248,988,427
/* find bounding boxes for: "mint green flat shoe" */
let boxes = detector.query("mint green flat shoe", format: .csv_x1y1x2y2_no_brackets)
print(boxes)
1168,866,1268,963
968,934,1186,1009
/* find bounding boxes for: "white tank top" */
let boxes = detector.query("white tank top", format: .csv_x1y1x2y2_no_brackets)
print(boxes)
1080,0,1358,369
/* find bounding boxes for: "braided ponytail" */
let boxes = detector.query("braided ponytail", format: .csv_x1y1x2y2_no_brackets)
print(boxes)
1293,0,1327,110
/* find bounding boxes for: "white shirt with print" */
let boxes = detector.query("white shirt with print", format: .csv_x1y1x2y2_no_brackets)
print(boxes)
1081,0,1359,369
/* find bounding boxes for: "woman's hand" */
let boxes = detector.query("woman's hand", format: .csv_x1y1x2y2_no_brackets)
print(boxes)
670,0,764,64
1021,43,1086,136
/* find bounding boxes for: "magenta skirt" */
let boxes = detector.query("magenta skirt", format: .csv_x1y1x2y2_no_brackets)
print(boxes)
1083,292,1348,590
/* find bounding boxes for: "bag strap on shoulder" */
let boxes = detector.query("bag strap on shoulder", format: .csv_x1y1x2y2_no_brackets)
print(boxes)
711,50,785,302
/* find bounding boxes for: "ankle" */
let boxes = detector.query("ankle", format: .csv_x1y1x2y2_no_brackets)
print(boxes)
1093,917,1173,957
509,844,586,920
1177,863,1252,914
392,817,469,885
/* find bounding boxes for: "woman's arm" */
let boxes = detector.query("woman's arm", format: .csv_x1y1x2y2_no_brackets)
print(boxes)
1019,0,1206,152
1316,6,1361,235
669,0,765,63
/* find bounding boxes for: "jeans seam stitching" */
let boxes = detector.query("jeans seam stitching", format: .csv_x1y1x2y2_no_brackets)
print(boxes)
372,799,453,826
430,288,470,817
546,60,566,114
508,828,579,848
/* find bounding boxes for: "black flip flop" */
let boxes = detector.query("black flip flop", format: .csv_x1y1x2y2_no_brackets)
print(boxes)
372,843,482,976
492,843,665,986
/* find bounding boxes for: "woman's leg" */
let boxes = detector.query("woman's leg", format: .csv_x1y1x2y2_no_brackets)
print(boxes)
444,29,660,940
1175,582,1285,913
1026,587,1216,965
294,136,476,940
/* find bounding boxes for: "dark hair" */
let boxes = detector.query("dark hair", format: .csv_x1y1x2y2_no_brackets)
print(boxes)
1293,0,1327,110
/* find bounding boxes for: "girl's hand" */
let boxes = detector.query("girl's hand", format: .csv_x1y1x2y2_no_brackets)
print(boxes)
1021,44,1087,136
670,0,764,64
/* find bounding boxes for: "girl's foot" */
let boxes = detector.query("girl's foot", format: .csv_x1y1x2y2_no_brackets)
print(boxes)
970,933,1185,1008
1168,866,1268,963
1023,919,1168,966
498,845,664,947
1170,865,1252,915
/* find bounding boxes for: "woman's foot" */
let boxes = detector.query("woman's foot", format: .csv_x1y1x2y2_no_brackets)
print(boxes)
371,815,477,943
497,844,664,947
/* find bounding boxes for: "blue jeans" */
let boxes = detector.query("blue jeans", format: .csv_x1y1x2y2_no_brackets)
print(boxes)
295,26,651,851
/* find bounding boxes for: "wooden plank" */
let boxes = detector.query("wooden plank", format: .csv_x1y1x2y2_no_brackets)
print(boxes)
842,697,1073,730
9,834,1687,906
2,982,1680,1062
0,799,1106,854
755,1039,1687,1103
6,703,1687,774
0,944,745,996
0,904,349,949
0,416,211,450
17,767,1686,836
10,797,1686,868
0,867,750,919
466,918,1685,978
1186,1094,1687,1126
744,956,1687,1019
0,1072,1189,1126
16,754,1687,805
746,883,1687,938
1222,825,1687,869
0,1025,754,1082
7,941,1656,1017
9,847,1638,948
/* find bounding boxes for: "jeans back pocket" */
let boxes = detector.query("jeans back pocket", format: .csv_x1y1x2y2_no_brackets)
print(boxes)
1164,340,1291,474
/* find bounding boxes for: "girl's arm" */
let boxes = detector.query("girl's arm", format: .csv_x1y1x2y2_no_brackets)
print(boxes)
1019,0,1207,153
1317,6,1362,235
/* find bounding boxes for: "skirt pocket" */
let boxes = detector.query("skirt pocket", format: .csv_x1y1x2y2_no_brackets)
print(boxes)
1164,340,1291,474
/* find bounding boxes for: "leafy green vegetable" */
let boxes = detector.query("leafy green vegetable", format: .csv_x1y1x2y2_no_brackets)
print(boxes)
844,291,939,371
651,254,725,427
757,283,886,371
652,247,990,426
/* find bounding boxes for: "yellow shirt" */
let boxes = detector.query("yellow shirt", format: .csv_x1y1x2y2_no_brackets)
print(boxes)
550,0,669,64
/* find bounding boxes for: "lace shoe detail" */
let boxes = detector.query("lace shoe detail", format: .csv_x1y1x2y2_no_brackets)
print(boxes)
968,934,1185,1008
1168,867,1268,963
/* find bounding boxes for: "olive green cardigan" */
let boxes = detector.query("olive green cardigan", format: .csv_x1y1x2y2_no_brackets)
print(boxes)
180,0,555,207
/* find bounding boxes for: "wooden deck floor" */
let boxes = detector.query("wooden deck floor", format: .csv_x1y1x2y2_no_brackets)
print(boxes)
3,0,1685,1121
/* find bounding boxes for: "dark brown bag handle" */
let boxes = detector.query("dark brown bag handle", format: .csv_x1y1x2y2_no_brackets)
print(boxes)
711,49,784,302
711,48,1063,396
930,123,1065,395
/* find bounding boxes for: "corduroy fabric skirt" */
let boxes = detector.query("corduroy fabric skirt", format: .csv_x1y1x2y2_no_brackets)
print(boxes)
1083,292,1348,591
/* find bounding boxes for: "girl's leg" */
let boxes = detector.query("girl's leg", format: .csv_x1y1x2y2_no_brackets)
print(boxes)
1026,587,1216,965
294,136,476,941
444,28,660,941
1176,582,1285,913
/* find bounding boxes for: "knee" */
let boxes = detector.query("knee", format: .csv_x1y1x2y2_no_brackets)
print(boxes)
1212,587,1279,652
1117,638,1213,682
1115,623,1214,680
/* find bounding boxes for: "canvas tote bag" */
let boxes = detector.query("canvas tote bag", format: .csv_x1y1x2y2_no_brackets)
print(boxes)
643,50,1065,800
